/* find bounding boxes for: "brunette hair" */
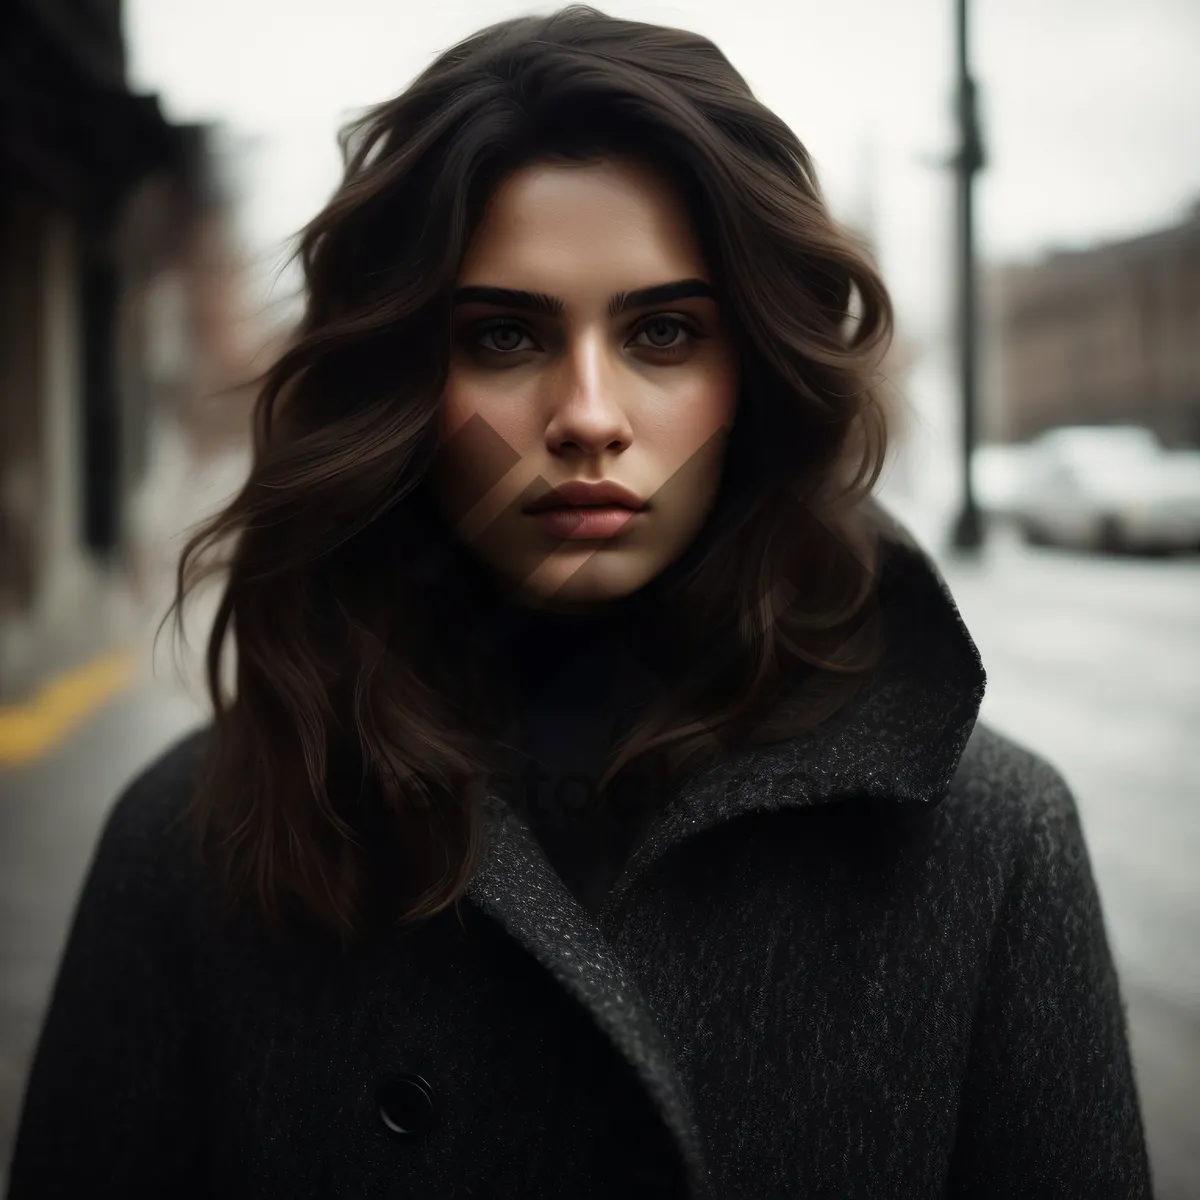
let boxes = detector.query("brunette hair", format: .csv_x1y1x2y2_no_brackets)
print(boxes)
164,4,899,946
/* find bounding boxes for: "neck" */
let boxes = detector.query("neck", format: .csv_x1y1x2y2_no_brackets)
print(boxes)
476,576,673,709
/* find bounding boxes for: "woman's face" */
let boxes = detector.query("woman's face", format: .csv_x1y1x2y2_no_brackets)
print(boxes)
430,156,739,609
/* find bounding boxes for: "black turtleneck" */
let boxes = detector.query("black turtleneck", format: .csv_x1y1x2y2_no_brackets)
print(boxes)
479,588,675,913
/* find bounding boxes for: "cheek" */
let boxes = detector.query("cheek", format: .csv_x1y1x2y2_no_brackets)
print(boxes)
435,379,539,532
438,379,529,485
684,376,738,439
440,376,533,446
439,380,482,440
646,368,739,462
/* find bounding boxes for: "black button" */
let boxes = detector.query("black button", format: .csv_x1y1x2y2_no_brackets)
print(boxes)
377,1074,436,1136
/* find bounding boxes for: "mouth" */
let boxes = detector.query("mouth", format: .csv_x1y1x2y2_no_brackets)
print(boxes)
526,504,647,540
522,482,648,541
523,480,648,514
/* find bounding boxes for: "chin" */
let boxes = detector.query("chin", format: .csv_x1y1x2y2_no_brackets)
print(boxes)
511,547,662,608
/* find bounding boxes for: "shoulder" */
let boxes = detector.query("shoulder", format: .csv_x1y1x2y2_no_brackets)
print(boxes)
104,723,212,839
952,720,1078,823
941,720,1093,890
87,723,215,908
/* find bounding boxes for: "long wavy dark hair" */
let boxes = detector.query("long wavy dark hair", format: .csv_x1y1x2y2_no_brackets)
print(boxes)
163,5,900,948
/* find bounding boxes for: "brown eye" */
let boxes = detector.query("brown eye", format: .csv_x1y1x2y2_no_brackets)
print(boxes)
476,322,534,353
640,317,686,348
631,316,702,354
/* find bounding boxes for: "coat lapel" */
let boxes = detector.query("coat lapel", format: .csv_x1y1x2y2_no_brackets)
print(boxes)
464,510,986,1199
465,804,714,1197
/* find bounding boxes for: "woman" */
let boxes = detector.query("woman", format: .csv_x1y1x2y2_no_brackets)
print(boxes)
7,7,1152,1198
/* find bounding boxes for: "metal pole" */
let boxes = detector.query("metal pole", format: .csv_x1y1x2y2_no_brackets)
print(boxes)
949,0,986,552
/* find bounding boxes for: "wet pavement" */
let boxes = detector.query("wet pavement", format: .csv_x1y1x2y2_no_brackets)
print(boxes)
940,527,1200,1200
1,523,1197,1196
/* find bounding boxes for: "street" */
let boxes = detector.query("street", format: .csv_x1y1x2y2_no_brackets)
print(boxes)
940,526,1200,1200
1,526,1198,1196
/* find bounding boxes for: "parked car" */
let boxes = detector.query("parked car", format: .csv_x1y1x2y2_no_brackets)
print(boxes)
1009,426,1200,554
973,443,1034,521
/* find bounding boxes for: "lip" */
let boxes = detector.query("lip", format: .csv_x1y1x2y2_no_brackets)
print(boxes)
529,506,646,540
523,481,648,513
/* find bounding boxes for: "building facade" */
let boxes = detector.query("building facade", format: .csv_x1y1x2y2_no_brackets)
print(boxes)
0,0,257,694
984,202,1200,448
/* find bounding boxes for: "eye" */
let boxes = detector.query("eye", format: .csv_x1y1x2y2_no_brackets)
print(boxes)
630,316,696,352
474,321,535,354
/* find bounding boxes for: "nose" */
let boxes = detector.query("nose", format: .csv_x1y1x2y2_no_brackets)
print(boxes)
543,340,634,458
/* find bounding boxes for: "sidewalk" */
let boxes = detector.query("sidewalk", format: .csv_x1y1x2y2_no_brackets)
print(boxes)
0,561,140,708
0,427,249,711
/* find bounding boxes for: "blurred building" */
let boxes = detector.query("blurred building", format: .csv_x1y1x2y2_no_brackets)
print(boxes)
983,201,1200,448
0,0,259,695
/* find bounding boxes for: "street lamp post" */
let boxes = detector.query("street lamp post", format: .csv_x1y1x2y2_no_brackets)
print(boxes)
949,0,987,552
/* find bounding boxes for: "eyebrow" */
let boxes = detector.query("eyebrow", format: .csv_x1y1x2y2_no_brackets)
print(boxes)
451,278,718,317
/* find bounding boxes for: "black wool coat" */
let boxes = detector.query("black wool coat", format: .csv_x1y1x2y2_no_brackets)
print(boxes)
6,525,1153,1199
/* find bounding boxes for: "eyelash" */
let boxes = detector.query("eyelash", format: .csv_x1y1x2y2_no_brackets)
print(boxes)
468,316,704,358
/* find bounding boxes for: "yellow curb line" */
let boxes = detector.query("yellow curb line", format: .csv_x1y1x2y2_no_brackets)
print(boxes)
0,649,140,768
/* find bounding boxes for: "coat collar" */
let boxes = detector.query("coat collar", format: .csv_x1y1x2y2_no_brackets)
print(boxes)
472,502,988,918
605,503,988,902
464,505,987,1198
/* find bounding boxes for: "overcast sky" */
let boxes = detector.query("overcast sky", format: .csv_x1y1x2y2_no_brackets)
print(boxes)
125,0,1200,335
124,0,1200,477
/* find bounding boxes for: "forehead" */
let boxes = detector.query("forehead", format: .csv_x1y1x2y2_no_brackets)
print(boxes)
457,157,709,291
